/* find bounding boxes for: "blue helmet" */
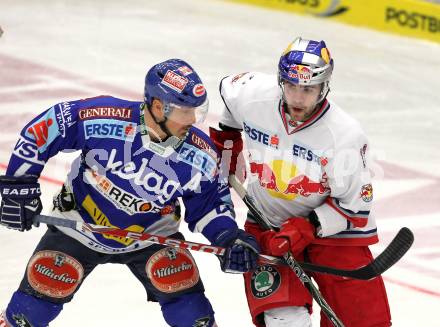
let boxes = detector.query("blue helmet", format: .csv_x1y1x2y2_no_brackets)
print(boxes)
278,37,334,101
144,58,207,108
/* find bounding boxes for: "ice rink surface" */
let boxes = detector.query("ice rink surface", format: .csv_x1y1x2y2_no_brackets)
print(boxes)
0,0,439,325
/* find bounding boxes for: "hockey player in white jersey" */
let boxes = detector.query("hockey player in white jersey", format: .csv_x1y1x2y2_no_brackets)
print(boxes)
210,37,391,326
0,58,260,327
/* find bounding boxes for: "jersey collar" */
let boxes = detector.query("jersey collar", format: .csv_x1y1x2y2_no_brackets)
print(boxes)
279,99,330,134
139,104,183,157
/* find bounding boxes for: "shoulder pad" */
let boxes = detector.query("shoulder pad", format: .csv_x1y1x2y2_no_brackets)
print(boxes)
220,72,256,96
230,72,254,84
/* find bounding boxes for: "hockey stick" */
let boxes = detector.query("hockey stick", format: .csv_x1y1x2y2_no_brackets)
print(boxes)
228,175,345,327
229,176,414,280
228,175,414,279
229,174,411,326
299,227,414,279
33,210,414,281
33,214,282,266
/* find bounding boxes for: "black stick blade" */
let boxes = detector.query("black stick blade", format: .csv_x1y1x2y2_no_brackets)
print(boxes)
300,227,414,280
369,227,414,276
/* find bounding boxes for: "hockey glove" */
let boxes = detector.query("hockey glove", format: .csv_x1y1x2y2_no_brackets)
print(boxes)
213,228,260,273
260,218,315,257
0,175,42,231
209,126,245,181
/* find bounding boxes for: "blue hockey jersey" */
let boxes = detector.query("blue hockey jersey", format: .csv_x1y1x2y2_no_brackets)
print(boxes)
7,96,238,253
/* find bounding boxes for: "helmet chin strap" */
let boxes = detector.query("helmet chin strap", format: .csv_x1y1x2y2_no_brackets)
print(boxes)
317,82,330,104
139,104,183,156
146,104,173,141
310,87,330,114
157,118,173,140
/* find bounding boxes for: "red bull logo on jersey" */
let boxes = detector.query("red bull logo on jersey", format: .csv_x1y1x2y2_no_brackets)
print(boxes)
249,159,328,200
25,108,61,153
360,184,373,202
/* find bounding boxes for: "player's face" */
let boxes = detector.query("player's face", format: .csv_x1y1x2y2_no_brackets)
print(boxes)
165,105,197,139
282,82,322,122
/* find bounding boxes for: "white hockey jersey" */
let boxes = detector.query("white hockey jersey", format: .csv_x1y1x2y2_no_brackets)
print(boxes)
219,72,378,246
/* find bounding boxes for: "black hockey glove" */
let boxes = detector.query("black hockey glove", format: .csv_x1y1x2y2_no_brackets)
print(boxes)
0,175,42,231
213,228,260,273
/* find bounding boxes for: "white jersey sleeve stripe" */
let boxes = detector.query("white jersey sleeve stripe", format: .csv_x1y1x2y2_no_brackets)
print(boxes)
192,206,236,234
325,197,369,227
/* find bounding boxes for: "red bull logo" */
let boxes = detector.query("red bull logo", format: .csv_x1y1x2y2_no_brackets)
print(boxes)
283,174,327,197
250,160,328,200
288,65,312,83
360,184,373,202
298,65,312,82
249,161,279,192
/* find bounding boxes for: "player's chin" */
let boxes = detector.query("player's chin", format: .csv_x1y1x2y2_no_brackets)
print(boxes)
177,128,191,139
289,107,306,120
291,106,305,114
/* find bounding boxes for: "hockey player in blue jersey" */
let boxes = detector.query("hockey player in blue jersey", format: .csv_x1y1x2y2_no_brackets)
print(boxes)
0,58,260,327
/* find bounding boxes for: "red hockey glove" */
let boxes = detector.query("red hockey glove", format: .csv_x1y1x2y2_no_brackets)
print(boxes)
260,218,315,257
209,126,245,180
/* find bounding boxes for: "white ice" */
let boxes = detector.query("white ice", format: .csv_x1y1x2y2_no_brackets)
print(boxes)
0,0,439,326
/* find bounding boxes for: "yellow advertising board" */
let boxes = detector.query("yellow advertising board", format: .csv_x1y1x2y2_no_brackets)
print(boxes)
227,0,440,43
